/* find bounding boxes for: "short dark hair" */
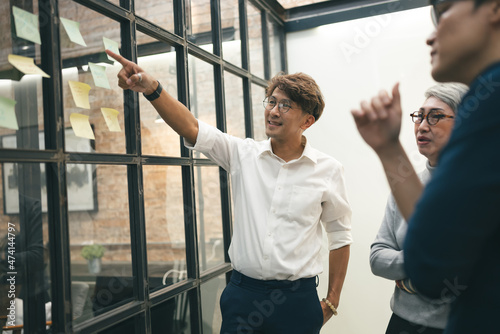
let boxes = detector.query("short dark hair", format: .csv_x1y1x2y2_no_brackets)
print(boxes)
266,72,325,121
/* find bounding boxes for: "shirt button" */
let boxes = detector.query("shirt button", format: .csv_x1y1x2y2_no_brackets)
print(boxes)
268,233,272,237
263,256,269,260
277,186,282,191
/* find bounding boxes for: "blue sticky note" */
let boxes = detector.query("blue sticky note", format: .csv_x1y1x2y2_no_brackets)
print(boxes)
12,6,41,45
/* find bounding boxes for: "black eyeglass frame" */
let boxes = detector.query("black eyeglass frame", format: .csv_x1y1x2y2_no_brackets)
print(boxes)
430,0,469,27
410,110,455,125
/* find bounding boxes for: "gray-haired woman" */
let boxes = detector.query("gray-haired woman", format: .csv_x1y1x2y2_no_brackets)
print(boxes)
370,83,468,334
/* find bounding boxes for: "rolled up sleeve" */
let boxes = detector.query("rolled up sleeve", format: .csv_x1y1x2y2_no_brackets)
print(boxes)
321,166,353,250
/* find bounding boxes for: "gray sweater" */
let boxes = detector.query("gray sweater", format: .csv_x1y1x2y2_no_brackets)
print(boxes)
370,161,449,329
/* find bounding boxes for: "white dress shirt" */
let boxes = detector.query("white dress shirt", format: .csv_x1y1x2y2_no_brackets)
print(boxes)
185,120,352,280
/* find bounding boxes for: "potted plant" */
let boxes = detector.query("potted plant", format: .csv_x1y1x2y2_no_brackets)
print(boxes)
81,244,105,274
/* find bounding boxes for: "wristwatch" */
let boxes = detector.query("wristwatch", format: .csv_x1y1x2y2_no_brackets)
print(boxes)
143,81,163,101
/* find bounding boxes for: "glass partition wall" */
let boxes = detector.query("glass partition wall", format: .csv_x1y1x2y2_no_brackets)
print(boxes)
0,0,285,333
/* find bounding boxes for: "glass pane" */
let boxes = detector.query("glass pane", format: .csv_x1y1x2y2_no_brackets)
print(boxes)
0,163,50,332
189,0,213,53
221,0,241,67
60,0,126,154
252,84,267,141
136,0,174,32
151,292,190,333
138,31,180,157
195,166,224,272
69,164,132,320
98,316,135,334
247,3,265,79
224,72,245,138
268,18,282,77
143,165,186,291
0,2,45,149
201,274,226,333
106,0,121,6
189,55,216,128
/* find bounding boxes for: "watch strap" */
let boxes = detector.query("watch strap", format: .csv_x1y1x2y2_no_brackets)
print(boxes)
143,81,163,101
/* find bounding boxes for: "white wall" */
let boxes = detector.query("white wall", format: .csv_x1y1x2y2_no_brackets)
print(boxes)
286,6,436,333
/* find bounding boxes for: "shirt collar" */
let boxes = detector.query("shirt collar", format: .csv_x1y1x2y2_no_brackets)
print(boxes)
257,136,318,164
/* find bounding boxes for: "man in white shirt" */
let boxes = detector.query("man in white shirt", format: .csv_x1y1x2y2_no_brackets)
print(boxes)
107,50,352,334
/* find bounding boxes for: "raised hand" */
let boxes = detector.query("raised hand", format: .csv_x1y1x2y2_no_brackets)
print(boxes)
351,83,402,156
105,49,158,95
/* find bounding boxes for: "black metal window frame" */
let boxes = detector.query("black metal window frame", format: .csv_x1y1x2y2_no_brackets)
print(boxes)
0,0,286,333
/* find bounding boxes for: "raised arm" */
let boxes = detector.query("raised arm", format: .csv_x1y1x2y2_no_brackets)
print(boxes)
106,49,199,144
351,83,423,221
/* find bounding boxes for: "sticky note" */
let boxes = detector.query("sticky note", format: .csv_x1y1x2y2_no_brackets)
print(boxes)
70,113,95,140
103,37,120,61
0,97,19,130
68,81,91,109
60,17,87,47
88,63,110,89
101,108,121,132
8,54,50,78
12,6,41,45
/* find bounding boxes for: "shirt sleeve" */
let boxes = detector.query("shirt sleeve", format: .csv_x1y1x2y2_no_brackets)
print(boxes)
183,119,237,172
404,89,500,299
370,194,406,280
321,165,353,250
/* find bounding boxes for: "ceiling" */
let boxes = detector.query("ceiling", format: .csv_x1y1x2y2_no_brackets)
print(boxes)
281,0,429,32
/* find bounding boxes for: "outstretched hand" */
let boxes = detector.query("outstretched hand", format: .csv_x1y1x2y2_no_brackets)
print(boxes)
105,49,157,95
351,83,402,156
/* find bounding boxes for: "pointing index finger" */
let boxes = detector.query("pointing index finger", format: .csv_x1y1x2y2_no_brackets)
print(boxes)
105,49,129,66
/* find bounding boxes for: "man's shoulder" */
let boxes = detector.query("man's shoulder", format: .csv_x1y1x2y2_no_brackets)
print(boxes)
310,146,343,168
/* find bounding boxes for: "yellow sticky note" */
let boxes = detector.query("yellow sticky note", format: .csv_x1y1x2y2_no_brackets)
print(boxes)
68,81,91,109
103,37,120,62
0,97,19,130
101,108,121,132
60,17,87,47
88,63,110,89
70,113,95,140
12,6,41,45
8,54,50,78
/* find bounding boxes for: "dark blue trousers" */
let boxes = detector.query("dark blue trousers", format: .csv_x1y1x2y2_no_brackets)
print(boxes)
220,270,323,334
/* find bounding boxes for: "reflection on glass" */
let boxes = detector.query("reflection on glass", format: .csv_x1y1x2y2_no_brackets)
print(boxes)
143,165,186,291
252,84,267,141
98,316,135,334
0,0,44,149
221,0,241,66
224,71,245,138
135,0,174,32
59,0,126,154
268,18,283,77
69,164,132,321
0,163,50,332
189,0,213,53
189,55,216,128
137,31,180,157
195,166,224,272
247,2,265,78
201,274,226,333
151,292,190,333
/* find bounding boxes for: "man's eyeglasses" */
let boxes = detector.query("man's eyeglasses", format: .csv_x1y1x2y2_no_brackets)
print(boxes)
410,110,455,125
263,96,294,114
430,0,465,27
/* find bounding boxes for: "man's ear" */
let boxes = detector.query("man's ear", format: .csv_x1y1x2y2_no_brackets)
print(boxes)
301,114,316,130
